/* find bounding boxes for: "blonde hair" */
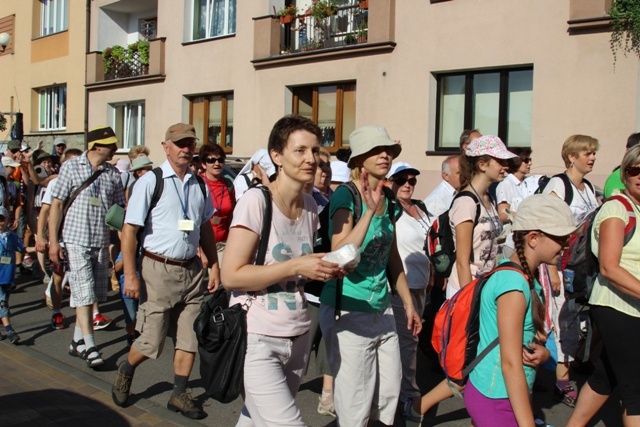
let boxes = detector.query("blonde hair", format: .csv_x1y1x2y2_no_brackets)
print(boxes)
128,145,150,162
561,135,599,168
319,147,331,162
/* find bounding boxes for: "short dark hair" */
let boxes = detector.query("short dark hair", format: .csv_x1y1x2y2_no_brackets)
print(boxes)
63,148,83,161
507,147,532,173
199,143,226,162
268,115,321,156
627,132,640,150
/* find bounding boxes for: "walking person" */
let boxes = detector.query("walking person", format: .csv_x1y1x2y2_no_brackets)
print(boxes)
48,126,125,368
222,115,342,426
110,123,219,419
319,126,422,427
0,206,25,343
465,194,576,427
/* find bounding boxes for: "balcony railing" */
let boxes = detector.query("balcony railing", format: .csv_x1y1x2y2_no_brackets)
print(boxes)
86,38,166,86
279,5,368,54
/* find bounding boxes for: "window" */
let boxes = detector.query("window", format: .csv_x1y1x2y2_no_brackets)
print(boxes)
40,0,68,37
193,0,236,40
189,93,234,151
435,67,533,150
111,101,145,149
291,82,356,150
39,85,66,131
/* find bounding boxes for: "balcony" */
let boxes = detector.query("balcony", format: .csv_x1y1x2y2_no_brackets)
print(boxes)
86,37,166,88
252,0,396,69
568,0,612,34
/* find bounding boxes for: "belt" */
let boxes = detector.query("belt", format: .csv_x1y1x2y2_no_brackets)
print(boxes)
143,250,196,267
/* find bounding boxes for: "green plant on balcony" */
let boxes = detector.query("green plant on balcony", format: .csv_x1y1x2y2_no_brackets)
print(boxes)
609,0,640,63
102,40,150,76
357,22,368,43
344,33,357,45
307,0,338,23
0,113,6,132
277,4,298,24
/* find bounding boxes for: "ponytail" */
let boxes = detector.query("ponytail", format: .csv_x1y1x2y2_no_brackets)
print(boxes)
513,231,546,336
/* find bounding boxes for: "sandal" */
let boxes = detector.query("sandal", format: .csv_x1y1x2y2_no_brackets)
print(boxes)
82,346,105,368
68,339,85,358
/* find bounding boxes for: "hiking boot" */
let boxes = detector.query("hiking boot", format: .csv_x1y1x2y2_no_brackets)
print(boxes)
401,398,423,427
93,313,112,330
554,382,578,408
167,392,206,420
51,312,66,330
112,362,134,407
7,330,20,344
317,396,336,417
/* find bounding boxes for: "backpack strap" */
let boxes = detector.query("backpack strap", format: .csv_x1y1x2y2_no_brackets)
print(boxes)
607,194,636,245
59,168,106,239
555,173,574,205
255,187,272,265
454,191,481,225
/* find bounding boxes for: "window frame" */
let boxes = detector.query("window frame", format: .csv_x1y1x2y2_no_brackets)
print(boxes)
38,84,66,131
192,0,236,41
433,66,533,152
188,92,234,153
291,82,356,152
110,100,145,151
40,0,68,37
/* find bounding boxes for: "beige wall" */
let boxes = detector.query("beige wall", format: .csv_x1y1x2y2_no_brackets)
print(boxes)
0,0,87,151
87,0,640,198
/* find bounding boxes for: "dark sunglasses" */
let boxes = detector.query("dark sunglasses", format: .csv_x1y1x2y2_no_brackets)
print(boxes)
540,232,570,248
394,176,417,186
523,157,532,163
626,166,640,177
9,148,19,154
205,157,225,164
173,139,196,149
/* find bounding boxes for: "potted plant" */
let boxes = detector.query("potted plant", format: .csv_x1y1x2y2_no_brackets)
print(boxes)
0,113,6,132
359,0,369,9
357,22,368,43
345,33,357,45
308,0,338,23
277,4,298,24
609,0,640,63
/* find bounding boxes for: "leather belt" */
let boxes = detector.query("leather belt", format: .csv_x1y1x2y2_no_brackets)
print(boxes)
143,250,196,267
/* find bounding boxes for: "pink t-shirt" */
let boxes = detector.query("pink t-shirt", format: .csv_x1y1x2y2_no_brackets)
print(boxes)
229,187,318,337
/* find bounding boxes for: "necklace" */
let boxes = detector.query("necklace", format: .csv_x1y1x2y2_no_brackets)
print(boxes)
275,182,302,220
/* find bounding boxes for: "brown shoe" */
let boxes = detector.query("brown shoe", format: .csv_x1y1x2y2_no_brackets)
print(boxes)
167,392,206,420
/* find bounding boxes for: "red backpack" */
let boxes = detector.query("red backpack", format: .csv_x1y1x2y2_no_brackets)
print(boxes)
431,261,526,385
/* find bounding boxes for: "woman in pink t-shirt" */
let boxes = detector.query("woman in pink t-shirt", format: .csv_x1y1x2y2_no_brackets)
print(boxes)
222,115,341,427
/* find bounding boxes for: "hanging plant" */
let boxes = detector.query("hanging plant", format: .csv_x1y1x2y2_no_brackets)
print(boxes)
0,113,6,132
307,0,338,23
609,0,640,63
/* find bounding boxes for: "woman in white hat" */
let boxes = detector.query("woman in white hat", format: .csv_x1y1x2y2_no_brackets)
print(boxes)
319,125,422,427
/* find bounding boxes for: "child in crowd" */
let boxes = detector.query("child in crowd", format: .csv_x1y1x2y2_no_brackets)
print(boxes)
0,206,26,344
114,252,138,346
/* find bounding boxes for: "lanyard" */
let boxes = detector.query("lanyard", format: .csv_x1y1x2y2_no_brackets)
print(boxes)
171,176,190,220
565,173,596,212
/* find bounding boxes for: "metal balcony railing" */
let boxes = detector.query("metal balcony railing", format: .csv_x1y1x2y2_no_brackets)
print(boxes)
279,5,368,54
104,50,149,80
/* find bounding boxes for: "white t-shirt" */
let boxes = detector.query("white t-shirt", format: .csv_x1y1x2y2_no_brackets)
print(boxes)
496,173,526,213
229,187,318,337
396,206,431,290
542,175,598,224
447,194,502,297
42,177,59,206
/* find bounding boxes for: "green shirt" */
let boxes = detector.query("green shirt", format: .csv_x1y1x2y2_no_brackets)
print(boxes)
603,167,624,199
469,259,541,398
319,184,394,312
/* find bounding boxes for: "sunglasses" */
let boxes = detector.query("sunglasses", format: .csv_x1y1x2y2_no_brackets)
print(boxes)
9,149,19,154
540,232,570,248
626,166,640,177
205,157,225,164
394,176,417,186
172,139,196,149
523,158,532,164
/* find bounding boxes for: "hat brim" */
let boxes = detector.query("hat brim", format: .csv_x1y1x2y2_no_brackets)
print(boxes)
538,225,581,237
130,163,154,172
389,167,420,178
348,143,402,168
168,134,198,143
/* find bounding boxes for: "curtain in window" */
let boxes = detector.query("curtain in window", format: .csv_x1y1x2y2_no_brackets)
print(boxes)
195,0,236,39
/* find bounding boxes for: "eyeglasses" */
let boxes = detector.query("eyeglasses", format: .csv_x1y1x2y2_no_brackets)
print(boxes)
394,176,417,186
523,158,532,164
205,157,225,164
626,166,640,177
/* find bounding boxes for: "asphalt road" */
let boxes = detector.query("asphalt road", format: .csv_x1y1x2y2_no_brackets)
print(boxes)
5,270,620,426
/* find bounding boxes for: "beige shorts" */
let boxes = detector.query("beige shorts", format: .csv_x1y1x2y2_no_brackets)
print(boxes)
133,254,206,359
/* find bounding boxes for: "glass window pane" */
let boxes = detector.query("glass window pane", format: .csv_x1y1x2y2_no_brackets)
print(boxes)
295,87,314,120
226,94,233,148
113,105,125,149
318,86,337,147
472,73,499,136
191,97,206,145
507,70,533,147
438,75,465,149
208,95,223,145
342,84,356,146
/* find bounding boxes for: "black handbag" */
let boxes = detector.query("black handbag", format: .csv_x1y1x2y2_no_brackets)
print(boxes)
194,186,272,403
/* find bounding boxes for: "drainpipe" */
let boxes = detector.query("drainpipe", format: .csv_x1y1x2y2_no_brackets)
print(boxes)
84,0,91,150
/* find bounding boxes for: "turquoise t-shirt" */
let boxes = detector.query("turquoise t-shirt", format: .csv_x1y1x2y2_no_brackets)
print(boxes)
468,259,542,398
319,184,394,312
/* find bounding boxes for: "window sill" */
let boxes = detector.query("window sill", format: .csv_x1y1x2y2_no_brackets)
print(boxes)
425,150,461,157
182,33,235,46
32,29,68,41
567,16,611,34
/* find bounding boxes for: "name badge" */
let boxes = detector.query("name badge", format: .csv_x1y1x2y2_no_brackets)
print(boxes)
0,256,11,265
178,220,195,231
89,197,101,207
211,216,221,225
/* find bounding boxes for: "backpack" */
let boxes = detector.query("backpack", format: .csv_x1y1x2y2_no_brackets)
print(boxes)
426,191,482,279
561,194,636,303
535,173,595,205
431,261,526,386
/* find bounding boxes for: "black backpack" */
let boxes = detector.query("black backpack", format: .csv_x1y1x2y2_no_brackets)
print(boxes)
425,191,482,279
535,173,595,205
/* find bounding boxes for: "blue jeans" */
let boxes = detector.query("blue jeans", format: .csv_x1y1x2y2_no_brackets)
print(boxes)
118,276,138,327
0,284,11,319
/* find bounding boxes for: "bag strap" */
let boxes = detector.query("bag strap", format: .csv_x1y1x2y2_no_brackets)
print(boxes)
255,186,272,266
59,168,106,238
608,194,636,245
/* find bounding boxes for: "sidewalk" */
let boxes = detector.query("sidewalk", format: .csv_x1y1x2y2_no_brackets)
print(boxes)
0,341,180,426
